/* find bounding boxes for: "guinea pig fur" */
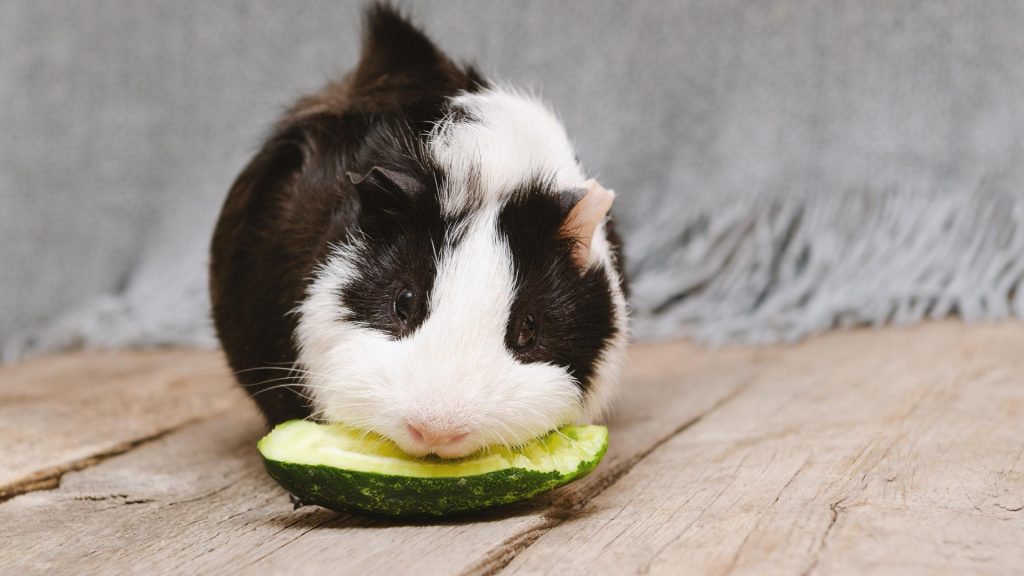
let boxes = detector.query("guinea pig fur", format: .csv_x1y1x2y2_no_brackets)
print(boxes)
210,3,629,459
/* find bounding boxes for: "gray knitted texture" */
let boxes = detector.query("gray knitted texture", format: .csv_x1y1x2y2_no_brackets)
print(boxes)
630,190,1024,343
4,1,1024,360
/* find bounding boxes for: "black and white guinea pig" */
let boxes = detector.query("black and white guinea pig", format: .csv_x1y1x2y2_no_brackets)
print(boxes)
210,3,628,459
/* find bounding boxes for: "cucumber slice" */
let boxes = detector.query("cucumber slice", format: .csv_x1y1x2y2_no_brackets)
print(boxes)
258,420,608,518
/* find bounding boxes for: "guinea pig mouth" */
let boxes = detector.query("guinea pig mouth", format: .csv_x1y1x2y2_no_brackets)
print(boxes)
399,445,475,460
397,425,478,459
422,447,474,460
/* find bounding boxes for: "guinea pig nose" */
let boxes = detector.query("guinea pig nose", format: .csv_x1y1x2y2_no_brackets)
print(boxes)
406,422,469,447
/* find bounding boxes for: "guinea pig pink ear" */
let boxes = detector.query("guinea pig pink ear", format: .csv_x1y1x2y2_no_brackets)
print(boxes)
562,179,615,270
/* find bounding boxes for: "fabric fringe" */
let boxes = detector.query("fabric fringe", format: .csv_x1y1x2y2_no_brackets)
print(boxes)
5,189,1023,361
629,189,1024,344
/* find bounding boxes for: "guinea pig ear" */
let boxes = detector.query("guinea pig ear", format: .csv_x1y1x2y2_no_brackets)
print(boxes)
561,179,616,270
353,4,460,92
347,166,423,234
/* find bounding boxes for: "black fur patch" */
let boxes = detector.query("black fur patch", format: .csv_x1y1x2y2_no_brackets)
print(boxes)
498,184,621,391
210,2,486,424
338,129,466,339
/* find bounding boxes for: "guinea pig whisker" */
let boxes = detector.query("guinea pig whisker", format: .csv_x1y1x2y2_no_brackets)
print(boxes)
232,360,297,371
322,402,379,411
250,384,316,403
551,429,573,444
242,376,344,393
233,364,325,379
489,426,512,451
505,419,539,444
233,365,300,375
519,403,574,430
311,399,380,417
499,420,533,449
308,404,380,428
243,380,305,395
233,365,332,380
246,379,345,402
239,375,304,387
243,378,309,392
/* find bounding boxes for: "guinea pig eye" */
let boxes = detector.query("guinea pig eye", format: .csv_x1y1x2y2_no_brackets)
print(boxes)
394,288,414,322
514,315,537,349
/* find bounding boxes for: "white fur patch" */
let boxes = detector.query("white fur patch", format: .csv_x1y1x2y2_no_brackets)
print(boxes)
429,87,586,215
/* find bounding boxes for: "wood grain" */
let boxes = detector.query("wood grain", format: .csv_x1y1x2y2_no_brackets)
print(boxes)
0,349,248,499
0,340,749,575
500,322,1024,575
2,322,1021,575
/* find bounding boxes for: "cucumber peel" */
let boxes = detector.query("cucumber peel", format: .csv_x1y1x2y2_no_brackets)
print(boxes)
258,420,608,518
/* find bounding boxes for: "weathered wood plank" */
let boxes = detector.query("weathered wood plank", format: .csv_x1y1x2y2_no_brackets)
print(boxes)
0,349,248,499
0,339,750,575
500,322,1024,576
7,323,1019,575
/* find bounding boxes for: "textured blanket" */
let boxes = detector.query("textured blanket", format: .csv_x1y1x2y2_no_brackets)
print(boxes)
3,1,1023,360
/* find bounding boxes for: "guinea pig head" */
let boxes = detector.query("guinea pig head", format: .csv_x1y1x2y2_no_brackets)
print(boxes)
287,8,628,459
296,162,627,458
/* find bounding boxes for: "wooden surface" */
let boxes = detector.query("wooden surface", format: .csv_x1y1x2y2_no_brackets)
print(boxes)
0,350,246,499
1,322,1021,575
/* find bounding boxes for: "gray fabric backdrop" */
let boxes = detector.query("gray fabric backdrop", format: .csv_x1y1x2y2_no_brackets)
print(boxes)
3,1,1024,360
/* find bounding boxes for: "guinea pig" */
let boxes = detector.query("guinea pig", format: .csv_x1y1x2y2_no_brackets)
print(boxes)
210,3,628,459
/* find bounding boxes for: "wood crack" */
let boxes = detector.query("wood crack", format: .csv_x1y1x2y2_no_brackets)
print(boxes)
0,410,231,503
72,493,154,505
800,496,848,576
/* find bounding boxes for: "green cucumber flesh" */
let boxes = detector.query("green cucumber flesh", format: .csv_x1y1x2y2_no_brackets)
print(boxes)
258,420,608,518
